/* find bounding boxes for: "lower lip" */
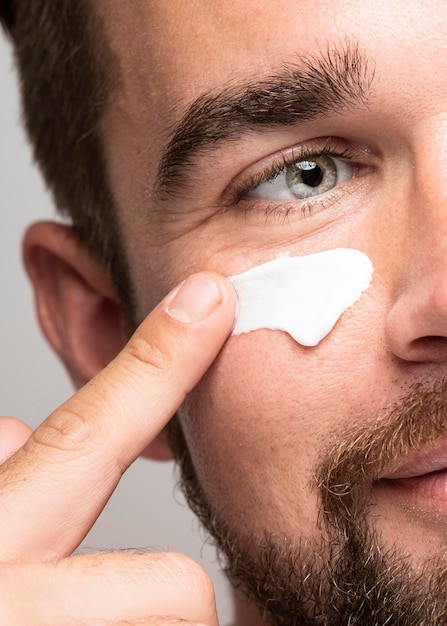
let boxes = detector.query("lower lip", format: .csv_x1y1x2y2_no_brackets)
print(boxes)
381,469,447,508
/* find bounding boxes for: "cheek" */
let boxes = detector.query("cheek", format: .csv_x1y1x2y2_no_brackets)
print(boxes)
177,281,396,538
178,329,358,535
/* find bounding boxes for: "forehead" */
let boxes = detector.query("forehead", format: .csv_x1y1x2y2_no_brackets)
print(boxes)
98,1,446,136
98,0,323,106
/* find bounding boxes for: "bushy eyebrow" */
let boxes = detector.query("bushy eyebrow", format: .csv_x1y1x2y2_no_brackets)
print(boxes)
155,42,374,200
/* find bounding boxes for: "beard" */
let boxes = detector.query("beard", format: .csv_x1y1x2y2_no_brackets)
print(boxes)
166,382,447,625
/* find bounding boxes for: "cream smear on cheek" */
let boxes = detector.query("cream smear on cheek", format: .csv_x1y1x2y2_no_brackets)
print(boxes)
229,248,374,347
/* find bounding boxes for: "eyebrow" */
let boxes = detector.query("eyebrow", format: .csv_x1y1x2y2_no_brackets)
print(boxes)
155,42,374,200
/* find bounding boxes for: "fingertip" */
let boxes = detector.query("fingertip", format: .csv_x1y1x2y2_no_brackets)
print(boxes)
165,272,236,326
204,270,238,320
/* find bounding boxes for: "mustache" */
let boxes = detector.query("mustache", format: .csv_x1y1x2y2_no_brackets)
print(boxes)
317,381,447,529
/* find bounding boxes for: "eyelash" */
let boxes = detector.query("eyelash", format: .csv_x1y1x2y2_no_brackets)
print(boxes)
226,139,364,217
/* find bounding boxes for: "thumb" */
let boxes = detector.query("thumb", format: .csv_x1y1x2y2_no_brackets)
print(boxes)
0,417,32,463
0,551,218,625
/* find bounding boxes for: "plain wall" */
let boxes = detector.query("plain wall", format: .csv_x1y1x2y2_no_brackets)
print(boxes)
0,33,233,625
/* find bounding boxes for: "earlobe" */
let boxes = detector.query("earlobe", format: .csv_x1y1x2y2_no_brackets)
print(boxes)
23,221,127,388
140,431,175,461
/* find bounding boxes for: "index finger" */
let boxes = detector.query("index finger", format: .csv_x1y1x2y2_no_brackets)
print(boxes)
0,272,236,561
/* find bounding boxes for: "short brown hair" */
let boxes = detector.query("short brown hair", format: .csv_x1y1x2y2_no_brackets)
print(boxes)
0,0,134,315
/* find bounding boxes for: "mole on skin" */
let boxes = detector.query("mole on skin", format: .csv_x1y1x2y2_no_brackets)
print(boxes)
228,248,374,347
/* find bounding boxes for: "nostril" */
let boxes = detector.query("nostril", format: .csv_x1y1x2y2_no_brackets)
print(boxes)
407,336,447,362
412,336,447,347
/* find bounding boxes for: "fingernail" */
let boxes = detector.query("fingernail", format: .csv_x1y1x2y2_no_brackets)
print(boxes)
166,273,223,323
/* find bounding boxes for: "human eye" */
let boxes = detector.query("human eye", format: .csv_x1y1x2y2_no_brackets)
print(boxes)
226,139,370,217
248,152,352,201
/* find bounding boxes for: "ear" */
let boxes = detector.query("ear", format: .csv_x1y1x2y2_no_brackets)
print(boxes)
23,222,173,461
23,221,125,387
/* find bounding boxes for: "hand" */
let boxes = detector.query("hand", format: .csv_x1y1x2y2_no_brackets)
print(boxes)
0,272,235,625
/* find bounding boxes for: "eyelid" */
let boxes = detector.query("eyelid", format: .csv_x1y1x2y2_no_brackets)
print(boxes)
223,137,373,206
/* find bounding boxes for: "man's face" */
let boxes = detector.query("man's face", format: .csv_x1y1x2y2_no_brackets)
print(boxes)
98,1,447,622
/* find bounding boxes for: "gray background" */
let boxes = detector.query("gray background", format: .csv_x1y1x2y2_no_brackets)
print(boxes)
0,33,233,625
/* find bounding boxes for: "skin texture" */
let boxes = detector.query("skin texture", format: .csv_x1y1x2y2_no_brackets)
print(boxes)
96,0,447,557
8,0,447,623
90,0,447,621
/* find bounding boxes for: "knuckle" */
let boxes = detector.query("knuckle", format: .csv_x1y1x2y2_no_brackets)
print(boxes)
27,405,99,457
125,334,172,377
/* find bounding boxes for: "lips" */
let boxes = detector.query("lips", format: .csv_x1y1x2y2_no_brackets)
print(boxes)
380,439,447,506
382,439,447,480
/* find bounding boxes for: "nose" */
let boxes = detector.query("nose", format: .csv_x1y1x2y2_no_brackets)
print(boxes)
385,125,447,363
387,282,447,363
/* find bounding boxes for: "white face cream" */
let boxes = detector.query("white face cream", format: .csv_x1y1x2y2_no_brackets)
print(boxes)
228,248,374,347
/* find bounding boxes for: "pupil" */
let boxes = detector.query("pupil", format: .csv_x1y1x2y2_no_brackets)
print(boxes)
298,161,323,188
285,154,337,199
